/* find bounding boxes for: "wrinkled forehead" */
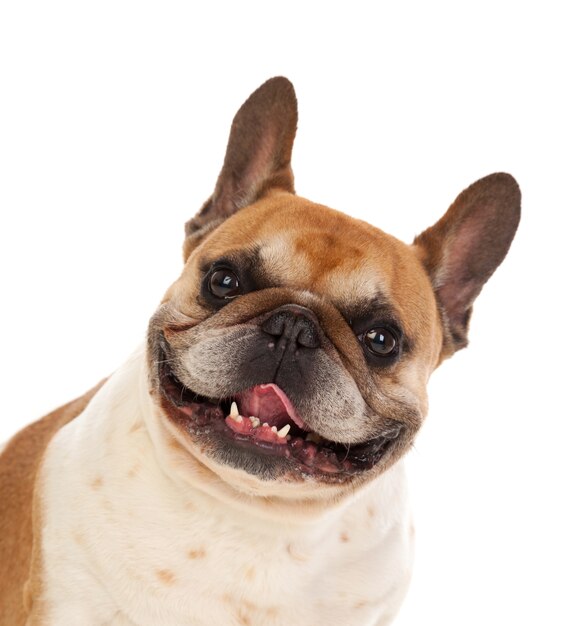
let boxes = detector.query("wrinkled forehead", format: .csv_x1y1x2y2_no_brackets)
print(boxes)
188,194,436,336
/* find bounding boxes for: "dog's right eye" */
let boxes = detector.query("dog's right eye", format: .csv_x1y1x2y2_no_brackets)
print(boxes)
208,268,242,299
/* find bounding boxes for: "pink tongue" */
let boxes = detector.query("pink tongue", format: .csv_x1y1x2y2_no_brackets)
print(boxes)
236,384,307,430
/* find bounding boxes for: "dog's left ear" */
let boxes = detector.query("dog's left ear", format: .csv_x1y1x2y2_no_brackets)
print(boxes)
413,173,521,358
183,76,298,260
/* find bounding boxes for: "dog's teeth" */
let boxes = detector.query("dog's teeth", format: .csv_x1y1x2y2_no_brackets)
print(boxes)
271,426,278,433
228,403,242,423
305,432,322,444
250,416,261,428
277,424,291,438
263,422,269,428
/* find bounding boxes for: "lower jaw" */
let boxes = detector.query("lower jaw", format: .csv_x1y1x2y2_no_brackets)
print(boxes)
158,393,395,484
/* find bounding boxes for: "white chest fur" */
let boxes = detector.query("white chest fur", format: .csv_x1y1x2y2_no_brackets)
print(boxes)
37,348,414,626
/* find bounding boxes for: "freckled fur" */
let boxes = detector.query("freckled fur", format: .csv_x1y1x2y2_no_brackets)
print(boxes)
24,349,414,624
0,380,106,625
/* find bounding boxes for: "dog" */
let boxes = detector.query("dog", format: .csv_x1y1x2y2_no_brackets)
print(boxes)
0,77,520,625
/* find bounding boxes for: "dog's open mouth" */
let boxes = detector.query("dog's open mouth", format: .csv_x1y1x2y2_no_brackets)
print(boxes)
157,354,402,479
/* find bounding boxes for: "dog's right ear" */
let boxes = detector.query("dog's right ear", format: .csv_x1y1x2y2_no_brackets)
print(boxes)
183,77,298,261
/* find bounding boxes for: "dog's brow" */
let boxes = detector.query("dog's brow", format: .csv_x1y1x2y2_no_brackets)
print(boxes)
338,295,411,351
338,294,394,322
198,248,261,275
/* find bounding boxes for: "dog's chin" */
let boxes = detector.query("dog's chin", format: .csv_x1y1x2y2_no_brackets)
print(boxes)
154,351,404,486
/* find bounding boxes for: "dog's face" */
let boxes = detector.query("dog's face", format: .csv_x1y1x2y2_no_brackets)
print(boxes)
146,78,520,504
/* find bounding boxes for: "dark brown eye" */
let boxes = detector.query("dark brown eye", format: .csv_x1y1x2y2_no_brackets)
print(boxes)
363,328,397,356
209,268,241,299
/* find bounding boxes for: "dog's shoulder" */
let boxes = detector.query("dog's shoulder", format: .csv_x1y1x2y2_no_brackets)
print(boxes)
0,379,106,626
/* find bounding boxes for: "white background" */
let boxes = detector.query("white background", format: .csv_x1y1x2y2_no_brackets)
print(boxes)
1,2,586,624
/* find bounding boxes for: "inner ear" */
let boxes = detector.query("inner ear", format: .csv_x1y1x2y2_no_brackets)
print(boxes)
436,212,493,329
183,77,298,261
414,172,521,356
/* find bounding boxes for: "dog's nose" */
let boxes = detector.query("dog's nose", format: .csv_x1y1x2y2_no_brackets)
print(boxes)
261,305,321,350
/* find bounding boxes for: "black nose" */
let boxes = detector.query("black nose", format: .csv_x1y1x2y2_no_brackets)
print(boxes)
261,305,321,350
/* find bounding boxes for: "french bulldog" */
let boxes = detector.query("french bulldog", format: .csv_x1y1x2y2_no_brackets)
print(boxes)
0,77,520,625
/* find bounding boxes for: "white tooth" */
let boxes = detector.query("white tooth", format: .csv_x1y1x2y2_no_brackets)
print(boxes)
229,402,239,419
277,424,291,438
263,422,269,428
271,426,278,433
250,417,261,428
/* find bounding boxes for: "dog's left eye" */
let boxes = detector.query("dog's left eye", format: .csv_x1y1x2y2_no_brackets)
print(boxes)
208,268,242,299
361,327,399,357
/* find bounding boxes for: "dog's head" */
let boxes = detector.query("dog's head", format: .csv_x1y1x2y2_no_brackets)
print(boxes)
147,77,520,506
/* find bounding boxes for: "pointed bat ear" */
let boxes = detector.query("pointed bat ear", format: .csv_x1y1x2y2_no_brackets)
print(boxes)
183,77,298,261
413,173,521,357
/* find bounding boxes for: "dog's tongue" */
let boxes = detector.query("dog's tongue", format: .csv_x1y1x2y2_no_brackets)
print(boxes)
236,384,307,430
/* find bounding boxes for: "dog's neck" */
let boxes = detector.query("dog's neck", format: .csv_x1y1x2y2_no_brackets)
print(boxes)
35,345,413,624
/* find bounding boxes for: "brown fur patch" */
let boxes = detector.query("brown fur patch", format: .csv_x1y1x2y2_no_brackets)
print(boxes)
243,565,256,580
223,591,264,624
237,610,252,626
128,421,142,434
156,569,176,585
0,380,106,625
187,548,206,560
